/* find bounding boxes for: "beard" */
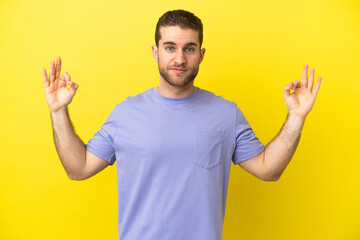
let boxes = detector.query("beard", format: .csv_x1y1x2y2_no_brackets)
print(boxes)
158,63,199,88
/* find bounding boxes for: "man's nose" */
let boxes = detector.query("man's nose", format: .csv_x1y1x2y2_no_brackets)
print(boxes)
174,50,186,65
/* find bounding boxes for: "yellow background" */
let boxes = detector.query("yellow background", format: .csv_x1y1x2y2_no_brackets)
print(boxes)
1,0,359,239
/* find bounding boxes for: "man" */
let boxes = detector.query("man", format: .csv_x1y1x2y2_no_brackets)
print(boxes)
42,9,321,240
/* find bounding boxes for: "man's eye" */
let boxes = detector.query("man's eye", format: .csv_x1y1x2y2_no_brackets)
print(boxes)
166,47,174,51
186,48,194,52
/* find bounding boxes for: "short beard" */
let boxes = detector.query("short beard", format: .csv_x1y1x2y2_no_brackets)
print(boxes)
159,66,199,88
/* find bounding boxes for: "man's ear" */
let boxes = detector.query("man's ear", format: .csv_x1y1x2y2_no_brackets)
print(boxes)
151,45,158,62
199,48,206,64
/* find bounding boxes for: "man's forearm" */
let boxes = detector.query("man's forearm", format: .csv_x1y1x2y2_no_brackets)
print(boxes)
263,113,306,180
50,108,86,180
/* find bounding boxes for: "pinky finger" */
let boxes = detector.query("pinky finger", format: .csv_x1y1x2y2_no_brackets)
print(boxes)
313,76,322,96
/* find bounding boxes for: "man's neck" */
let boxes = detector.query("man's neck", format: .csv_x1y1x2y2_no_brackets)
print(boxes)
157,80,195,98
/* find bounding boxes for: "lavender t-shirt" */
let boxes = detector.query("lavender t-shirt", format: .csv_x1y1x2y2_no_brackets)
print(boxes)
86,86,265,240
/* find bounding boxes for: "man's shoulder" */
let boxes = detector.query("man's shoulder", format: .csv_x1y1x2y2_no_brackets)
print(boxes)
197,87,236,107
115,87,153,107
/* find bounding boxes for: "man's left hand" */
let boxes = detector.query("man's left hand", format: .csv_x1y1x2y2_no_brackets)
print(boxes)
283,64,322,118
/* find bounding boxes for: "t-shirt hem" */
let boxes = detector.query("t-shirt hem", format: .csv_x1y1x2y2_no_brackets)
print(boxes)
85,144,115,166
232,144,266,165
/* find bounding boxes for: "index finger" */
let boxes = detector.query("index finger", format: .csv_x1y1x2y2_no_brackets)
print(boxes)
55,56,62,79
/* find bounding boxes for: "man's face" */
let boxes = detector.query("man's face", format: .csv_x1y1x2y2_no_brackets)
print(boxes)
152,26,206,88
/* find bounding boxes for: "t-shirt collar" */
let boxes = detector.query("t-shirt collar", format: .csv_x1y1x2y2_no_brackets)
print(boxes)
152,86,198,104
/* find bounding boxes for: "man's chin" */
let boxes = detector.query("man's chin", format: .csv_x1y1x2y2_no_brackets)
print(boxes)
169,81,192,88
160,69,197,88
166,78,193,88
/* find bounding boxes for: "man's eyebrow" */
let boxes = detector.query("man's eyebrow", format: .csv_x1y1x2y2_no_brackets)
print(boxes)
162,41,198,47
185,42,198,47
163,41,176,45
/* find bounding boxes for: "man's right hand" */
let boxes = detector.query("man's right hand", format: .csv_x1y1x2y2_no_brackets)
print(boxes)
42,56,79,113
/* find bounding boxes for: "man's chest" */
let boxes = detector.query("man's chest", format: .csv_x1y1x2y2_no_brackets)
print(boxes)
113,106,233,169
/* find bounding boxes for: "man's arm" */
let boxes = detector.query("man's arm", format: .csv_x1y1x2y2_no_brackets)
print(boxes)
50,108,110,180
239,113,304,181
238,64,322,181
43,57,110,180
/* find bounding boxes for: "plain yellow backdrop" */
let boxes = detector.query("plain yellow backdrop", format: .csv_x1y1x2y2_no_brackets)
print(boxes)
1,0,359,239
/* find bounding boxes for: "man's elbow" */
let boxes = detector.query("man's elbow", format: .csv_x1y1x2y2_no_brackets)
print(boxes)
263,176,280,182
262,172,281,182
262,160,282,181
67,171,87,181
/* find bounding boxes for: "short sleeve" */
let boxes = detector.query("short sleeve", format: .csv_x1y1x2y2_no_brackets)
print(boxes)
232,103,266,165
85,105,118,165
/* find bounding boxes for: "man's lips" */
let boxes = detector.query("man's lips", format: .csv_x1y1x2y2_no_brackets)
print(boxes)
170,68,187,73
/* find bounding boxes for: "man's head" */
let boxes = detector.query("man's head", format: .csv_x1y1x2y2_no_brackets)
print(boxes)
152,10,206,88
155,9,203,48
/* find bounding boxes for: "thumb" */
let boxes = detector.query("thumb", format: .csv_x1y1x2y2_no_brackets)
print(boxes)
62,72,79,95
69,82,79,95
283,82,293,98
68,81,79,96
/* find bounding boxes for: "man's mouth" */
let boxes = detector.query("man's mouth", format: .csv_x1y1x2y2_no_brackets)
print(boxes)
170,68,187,74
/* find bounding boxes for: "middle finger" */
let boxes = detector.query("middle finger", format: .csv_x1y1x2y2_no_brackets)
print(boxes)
55,56,62,79
302,64,308,89
308,68,314,91
49,60,55,82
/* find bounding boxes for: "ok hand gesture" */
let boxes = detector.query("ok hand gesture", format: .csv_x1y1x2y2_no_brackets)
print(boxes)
42,57,79,113
283,64,322,118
